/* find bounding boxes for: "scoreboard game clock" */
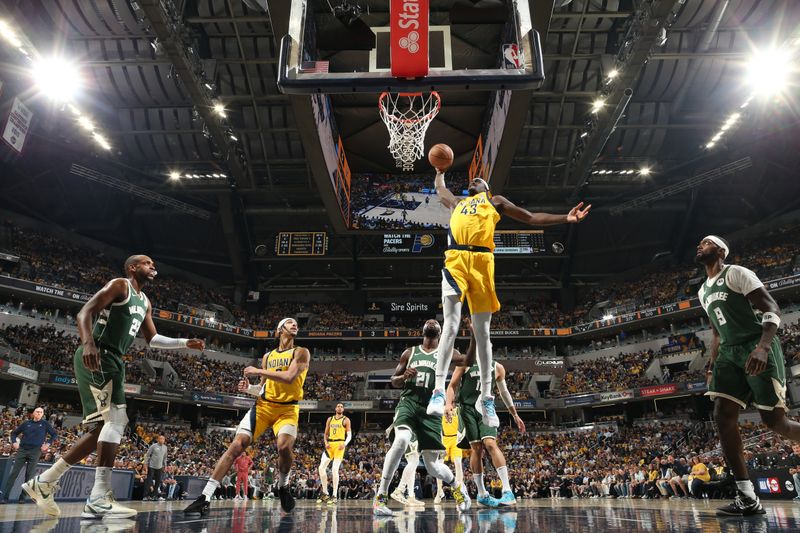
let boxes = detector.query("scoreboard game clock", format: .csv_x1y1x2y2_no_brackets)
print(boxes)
493,230,546,254
275,232,328,256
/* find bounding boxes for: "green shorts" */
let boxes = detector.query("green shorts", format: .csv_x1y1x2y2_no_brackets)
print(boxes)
74,345,127,424
458,403,497,448
706,336,786,411
393,397,444,451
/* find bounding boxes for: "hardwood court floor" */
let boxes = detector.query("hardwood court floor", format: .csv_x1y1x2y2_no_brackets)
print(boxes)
0,497,798,532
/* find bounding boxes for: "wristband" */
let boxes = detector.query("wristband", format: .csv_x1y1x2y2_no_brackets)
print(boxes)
761,312,780,328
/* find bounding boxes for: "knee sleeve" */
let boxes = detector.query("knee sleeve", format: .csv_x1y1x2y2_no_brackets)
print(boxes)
392,428,413,451
97,405,128,444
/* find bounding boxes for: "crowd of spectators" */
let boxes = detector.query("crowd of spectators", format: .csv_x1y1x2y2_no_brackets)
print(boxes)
558,351,657,396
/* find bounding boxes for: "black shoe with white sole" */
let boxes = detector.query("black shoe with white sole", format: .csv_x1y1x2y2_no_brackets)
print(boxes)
716,490,766,516
183,494,210,516
279,486,295,512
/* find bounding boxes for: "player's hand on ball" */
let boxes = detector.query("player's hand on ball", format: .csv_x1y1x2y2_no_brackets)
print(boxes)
244,366,262,378
745,345,769,376
403,367,418,381
237,379,249,393
187,339,205,351
514,415,526,434
566,202,591,223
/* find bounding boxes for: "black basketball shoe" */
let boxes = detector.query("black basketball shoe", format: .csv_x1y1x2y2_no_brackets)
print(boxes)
279,486,295,512
716,490,766,516
183,495,210,516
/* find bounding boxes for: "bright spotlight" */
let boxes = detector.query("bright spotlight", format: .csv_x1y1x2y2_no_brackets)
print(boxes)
93,133,111,150
32,56,82,102
77,116,94,131
705,141,716,149
746,48,791,96
213,102,226,117
602,314,614,321
638,167,651,176
169,171,181,180
591,99,605,113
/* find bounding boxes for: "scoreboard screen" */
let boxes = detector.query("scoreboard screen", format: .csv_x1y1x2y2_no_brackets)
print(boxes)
275,232,328,256
493,230,546,254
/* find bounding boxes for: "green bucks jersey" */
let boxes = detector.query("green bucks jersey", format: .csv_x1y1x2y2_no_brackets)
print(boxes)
457,361,496,405
698,265,763,346
400,345,438,404
92,279,148,355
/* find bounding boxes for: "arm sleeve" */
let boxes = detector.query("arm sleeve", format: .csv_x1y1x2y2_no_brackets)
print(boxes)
246,384,262,396
496,379,516,410
726,265,764,295
149,334,189,350
344,431,352,446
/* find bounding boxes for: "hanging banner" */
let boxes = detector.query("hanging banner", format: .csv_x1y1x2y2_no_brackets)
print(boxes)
2,97,32,154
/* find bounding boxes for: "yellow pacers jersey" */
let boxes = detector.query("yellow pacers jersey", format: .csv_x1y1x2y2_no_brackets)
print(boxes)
449,192,500,250
442,410,459,437
328,416,347,440
262,347,307,403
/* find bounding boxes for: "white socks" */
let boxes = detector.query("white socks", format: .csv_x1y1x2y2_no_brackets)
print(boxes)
471,312,493,397
434,295,462,391
90,467,112,500
378,428,413,495
279,469,291,487
202,478,220,500
40,458,70,483
737,479,756,499
497,466,511,493
475,473,487,496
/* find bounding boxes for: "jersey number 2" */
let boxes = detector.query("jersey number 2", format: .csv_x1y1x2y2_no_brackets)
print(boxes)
713,307,727,326
129,318,142,337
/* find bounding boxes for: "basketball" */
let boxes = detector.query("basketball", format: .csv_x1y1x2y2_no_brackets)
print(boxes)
428,143,454,171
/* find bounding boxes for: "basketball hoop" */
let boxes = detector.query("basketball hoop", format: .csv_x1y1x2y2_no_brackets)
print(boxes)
378,91,441,172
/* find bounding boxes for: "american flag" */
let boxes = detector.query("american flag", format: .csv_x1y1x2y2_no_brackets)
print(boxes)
300,61,329,73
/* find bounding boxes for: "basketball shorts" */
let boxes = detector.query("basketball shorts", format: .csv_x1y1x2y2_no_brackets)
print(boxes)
237,399,300,441
393,398,444,451
441,249,500,314
706,336,786,410
74,345,127,424
442,434,463,461
325,441,346,460
404,437,419,457
459,404,497,447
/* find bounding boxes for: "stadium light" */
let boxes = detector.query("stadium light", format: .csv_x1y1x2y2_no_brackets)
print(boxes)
93,133,111,150
638,167,651,176
77,116,94,131
32,56,82,102
591,99,605,113
213,102,226,117
602,314,614,321
705,141,716,149
746,48,791,96
169,171,181,181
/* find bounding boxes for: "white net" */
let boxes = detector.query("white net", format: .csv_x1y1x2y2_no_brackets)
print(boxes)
378,92,441,172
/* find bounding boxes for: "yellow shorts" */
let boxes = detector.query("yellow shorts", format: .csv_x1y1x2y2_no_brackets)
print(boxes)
442,435,463,461
236,399,299,441
442,249,500,314
325,441,346,460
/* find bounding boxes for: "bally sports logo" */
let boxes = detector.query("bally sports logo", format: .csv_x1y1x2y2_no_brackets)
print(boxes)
390,0,429,78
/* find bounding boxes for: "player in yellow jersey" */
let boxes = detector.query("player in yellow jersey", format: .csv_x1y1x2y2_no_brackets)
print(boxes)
435,407,464,503
184,318,309,516
317,403,351,505
427,172,590,428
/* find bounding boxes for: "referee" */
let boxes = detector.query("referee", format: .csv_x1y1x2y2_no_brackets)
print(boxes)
1,407,57,503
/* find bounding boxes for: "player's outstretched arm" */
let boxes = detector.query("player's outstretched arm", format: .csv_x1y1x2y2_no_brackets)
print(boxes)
492,196,591,226
244,347,310,384
390,349,416,388
434,171,459,210
141,300,205,351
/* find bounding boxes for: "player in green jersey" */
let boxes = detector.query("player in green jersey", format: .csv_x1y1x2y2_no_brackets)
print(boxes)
447,330,526,508
374,319,474,516
696,235,800,516
23,255,204,519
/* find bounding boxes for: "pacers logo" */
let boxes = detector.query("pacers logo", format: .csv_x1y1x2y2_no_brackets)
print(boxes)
412,234,434,253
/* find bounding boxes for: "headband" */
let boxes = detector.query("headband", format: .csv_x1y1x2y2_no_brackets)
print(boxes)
475,178,490,191
276,317,296,332
703,235,729,259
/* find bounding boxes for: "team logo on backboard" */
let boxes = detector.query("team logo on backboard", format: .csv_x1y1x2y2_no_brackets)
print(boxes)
400,31,420,54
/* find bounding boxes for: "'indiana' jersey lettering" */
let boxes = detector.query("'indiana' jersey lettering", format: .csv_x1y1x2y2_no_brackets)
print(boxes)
92,279,148,355
449,192,500,251
401,345,438,404
328,415,347,441
698,265,762,345
262,347,307,402
458,361,496,405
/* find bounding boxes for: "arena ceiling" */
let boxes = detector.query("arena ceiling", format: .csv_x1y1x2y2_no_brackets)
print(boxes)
0,0,798,295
